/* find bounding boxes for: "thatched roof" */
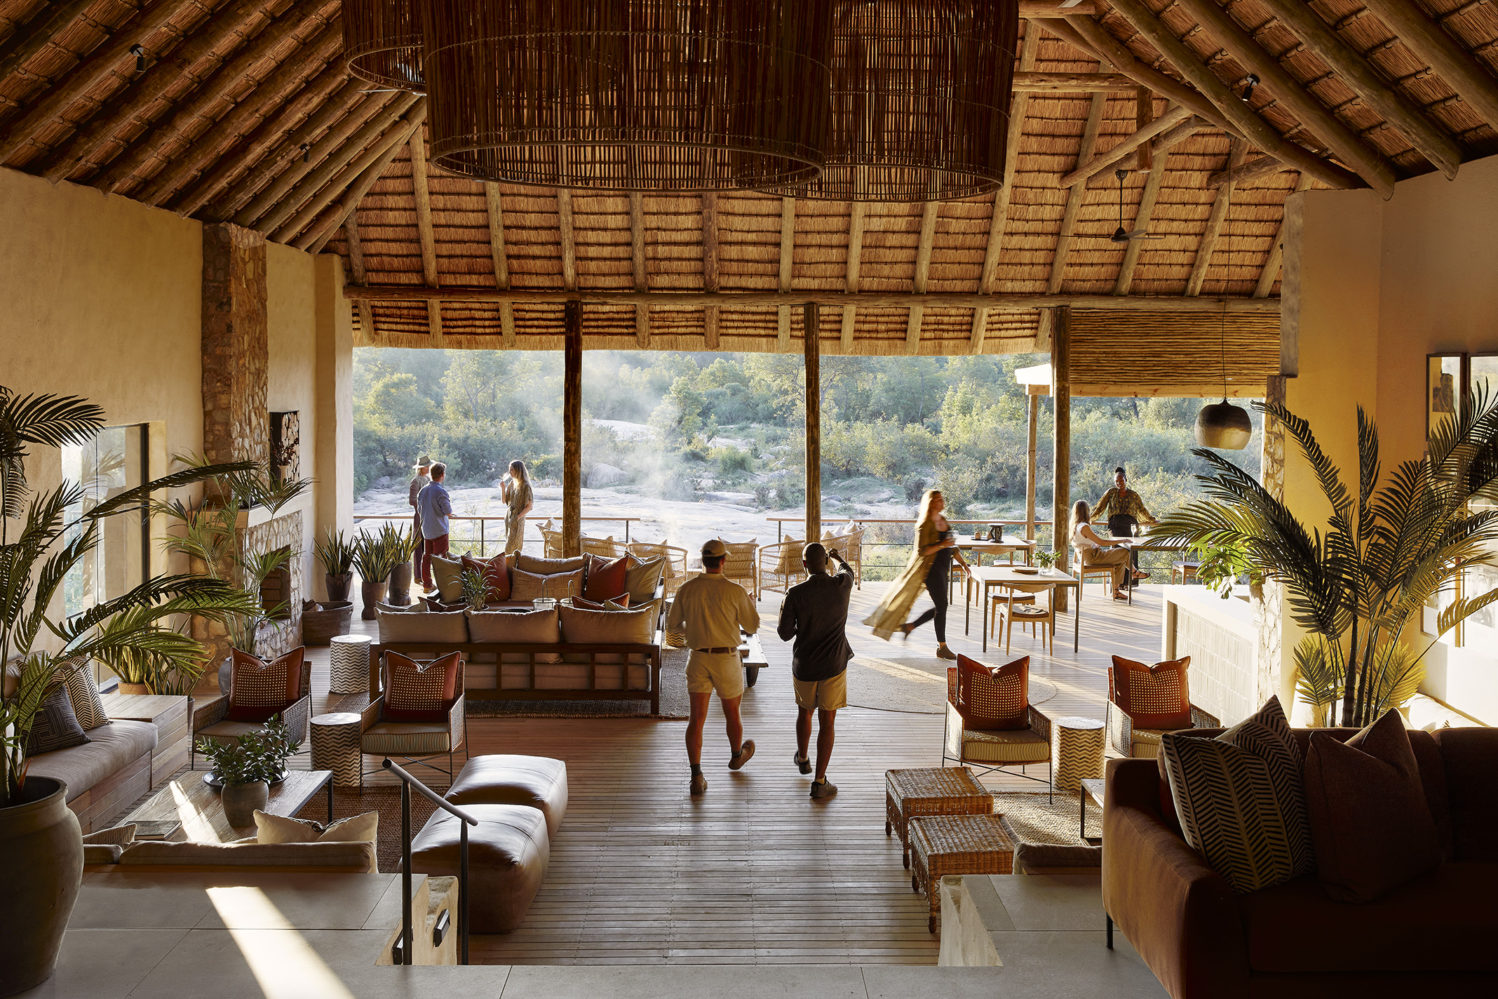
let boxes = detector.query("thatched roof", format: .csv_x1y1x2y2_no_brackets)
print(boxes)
4,1,1497,354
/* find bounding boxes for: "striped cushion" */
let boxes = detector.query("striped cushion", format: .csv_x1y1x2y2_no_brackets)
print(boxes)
1161,696,1314,893
362,722,453,755
383,651,461,722
225,648,304,723
55,656,109,731
1111,655,1192,730
960,726,1049,764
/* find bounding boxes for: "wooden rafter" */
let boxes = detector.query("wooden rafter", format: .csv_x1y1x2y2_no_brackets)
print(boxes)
1171,0,1395,198
1011,71,1136,92
1019,0,1099,15
840,202,866,351
1208,153,1283,188
1359,0,1498,132
906,201,939,354
301,104,426,253
1256,175,1311,299
1049,89,1110,296
557,189,577,291
344,220,375,341
483,182,516,346
777,197,795,350
0,0,97,84
1187,146,1246,297
0,0,200,164
702,193,720,349
1060,105,1190,188
409,127,438,286
1113,153,1166,295
629,193,650,348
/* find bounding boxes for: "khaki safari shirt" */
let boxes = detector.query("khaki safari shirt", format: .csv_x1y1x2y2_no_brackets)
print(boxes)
667,572,760,655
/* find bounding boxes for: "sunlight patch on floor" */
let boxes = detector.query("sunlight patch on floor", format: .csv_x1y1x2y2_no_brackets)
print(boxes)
207,887,357,999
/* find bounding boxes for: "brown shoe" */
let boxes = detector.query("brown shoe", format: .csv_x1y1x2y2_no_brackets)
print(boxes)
936,644,957,661
729,740,755,770
690,773,707,796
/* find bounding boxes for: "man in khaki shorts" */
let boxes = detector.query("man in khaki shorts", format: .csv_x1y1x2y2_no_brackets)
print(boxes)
776,542,854,800
666,539,761,796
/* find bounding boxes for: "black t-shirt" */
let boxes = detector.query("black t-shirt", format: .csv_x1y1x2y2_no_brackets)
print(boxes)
777,562,855,682
927,528,954,581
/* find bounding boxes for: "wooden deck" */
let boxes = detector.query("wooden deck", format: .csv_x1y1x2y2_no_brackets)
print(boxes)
291,578,1165,966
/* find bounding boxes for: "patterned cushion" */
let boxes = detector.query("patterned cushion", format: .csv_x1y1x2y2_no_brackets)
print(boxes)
1111,655,1192,730
224,647,304,723
461,554,511,603
1161,696,1314,893
954,654,1029,730
383,651,461,722
510,568,583,602
583,553,628,602
960,726,1049,764
26,685,90,755
55,656,109,731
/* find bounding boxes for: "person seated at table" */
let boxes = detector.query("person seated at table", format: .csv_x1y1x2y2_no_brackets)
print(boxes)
1071,500,1139,601
1094,466,1156,585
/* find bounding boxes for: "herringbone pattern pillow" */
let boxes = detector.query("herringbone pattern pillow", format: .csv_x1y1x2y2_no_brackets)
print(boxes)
1161,696,1314,893
55,656,109,731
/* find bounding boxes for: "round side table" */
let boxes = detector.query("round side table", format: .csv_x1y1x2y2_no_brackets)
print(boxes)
329,634,373,694
1052,716,1105,793
310,712,363,789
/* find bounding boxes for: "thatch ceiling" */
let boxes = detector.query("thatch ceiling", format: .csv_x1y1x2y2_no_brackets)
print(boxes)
3,1,1497,354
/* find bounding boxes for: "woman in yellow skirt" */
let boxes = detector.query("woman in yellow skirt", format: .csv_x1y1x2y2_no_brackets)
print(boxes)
863,489,968,659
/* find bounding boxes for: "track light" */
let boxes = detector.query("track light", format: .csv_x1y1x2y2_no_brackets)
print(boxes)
1240,73,1259,103
129,44,146,72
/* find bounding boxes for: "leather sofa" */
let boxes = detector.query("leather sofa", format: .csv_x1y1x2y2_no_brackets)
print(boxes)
1102,726,1498,998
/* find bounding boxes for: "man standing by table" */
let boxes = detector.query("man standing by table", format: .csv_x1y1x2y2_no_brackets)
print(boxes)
1094,466,1156,585
667,539,760,797
777,543,853,800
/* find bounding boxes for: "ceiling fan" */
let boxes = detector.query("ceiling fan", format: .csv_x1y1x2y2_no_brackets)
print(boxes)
1079,168,1165,244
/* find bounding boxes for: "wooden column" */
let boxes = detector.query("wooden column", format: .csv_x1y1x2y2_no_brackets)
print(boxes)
804,302,821,544
1025,391,1039,541
1051,307,1071,610
562,301,582,558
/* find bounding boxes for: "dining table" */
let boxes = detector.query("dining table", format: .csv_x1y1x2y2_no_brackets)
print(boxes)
963,565,1084,654
948,537,1037,601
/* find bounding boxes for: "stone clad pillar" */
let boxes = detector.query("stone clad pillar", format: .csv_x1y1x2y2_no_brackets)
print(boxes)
201,223,269,467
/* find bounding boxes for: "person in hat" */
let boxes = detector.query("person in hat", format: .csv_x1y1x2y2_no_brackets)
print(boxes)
408,456,432,581
665,539,761,796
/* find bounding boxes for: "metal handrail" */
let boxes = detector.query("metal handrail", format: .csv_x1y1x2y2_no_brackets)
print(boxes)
382,758,478,966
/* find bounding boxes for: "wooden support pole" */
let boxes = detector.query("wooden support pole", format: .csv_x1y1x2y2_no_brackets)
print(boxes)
804,302,822,545
841,202,865,351
1256,174,1311,298
1188,145,1247,296
907,201,939,354
1207,154,1287,189
1114,153,1167,295
344,220,375,340
701,193,720,350
562,300,583,559
484,182,516,346
778,198,796,351
1060,106,1191,188
1011,70,1138,92
1025,392,1040,542
1018,0,1099,15
1359,0,1498,133
1051,307,1072,610
557,190,577,291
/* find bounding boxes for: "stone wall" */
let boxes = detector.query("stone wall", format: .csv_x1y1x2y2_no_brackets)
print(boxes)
1256,375,1288,713
202,223,269,467
243,510,304,659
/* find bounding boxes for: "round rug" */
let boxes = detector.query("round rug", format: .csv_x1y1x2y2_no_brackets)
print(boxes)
845,655,1056,714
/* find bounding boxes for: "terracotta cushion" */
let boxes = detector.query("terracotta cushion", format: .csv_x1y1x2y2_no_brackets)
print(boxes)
510,568,583,602
224,647,304,723
445,754,569,836
410,803,550,933
462,553,511,603
383,651,461,723
953,654,1029,730
583,553,628,602
1111,655,1192,730
1304,710,1441,902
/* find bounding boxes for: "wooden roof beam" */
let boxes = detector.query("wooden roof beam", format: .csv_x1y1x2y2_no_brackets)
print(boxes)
1208,153,1285,187
840,202,866,352
557,189,577,291
344,220,376,342
0,0,96,84
1187,145,1246,297
702,193,720,349
1171,0,1394,198
1060,105,1191,188
1114,154,1167,295
300,105,427,254
1012,71,1137,92
1359,0,1498,132
777,197,795,351
409,127,438,287
1049,88,1110,296
906,201,939,354
0,0,199,164
36,0,267,183
630,193,650,348
484,183,516,347
1020,1,1099,15
1256,174,1311,298
1257,0,1459,178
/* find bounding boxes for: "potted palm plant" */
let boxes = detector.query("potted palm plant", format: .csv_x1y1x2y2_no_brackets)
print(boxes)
315,528,356,602
193,717,296,827
0,386,256,996
1153,396,1498,727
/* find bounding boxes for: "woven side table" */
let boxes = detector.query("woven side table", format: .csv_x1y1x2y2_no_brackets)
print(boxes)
908,814,1014,934
310,712,363,789
885,767,994,869
1053,716,1105,793
329,634,373,694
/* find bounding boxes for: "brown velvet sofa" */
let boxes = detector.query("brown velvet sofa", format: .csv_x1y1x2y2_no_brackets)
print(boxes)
1102,726,1498,999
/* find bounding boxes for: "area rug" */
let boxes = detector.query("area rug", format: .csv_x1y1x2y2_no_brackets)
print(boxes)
846,655,1057,715
993,791,1102,872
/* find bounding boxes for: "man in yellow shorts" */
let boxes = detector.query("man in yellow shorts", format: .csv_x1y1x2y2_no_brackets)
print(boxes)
776,542,854,800
666,539,761,796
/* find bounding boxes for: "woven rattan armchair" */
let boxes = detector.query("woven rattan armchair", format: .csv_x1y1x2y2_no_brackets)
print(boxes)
537,520,564,559
942,664,1053,801
193,654,313,767
822,524,865,588
360,654,468,787
1105,699,1221,759
627,541,688,598
758,539,804,596
720,539,759,599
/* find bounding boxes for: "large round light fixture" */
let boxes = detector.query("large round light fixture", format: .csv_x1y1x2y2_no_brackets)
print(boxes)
767,0,1018,201
421,0,832,192
1195,400,1253,450
343,0,425,93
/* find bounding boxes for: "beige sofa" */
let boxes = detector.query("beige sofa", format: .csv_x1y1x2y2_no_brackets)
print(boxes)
85,837,376,873
28,719,157,834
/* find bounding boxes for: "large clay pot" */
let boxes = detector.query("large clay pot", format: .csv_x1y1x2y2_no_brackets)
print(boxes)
388,563,414,607
0,777,82,996
325,572,353,603
360,579,387,620
221,781,269,828
115,682,150,696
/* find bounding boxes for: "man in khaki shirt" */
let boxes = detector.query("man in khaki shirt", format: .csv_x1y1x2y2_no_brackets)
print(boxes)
666,539,761,796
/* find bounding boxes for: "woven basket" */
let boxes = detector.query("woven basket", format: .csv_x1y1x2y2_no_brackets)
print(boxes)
302,601,353,646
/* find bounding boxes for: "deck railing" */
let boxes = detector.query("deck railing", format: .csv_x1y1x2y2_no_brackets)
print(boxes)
383,758,475,966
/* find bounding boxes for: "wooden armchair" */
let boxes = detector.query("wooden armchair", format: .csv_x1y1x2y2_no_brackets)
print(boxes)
193,653,312,767
942,663,1053,800
823,525,865,588
360,654,468,787
720,540,759,599
758,539,804,596
1105,699,1221,759
627,541,688,598
537,520,564,559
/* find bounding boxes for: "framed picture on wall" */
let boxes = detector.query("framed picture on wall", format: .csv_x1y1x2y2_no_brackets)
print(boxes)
1427,353,1464,442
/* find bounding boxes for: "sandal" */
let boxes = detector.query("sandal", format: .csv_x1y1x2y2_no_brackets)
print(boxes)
898,623,913,641
1113,591,1129,601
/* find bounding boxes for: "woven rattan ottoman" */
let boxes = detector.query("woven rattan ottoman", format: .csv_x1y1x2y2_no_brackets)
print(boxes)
885,767,994,869
908,813,1014,933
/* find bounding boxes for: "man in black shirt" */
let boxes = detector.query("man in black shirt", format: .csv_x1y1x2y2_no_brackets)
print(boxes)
777,542,854,800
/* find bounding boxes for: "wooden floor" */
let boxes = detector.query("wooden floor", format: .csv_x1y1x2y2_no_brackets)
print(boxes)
289,577,1164,966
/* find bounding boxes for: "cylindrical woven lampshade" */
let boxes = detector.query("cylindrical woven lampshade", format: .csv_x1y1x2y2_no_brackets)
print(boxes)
772,0,1019,202
421,0,832,192
344,0,425,93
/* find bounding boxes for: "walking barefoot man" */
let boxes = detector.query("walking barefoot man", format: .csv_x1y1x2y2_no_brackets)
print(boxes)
667,539,760,796
777,543,853,800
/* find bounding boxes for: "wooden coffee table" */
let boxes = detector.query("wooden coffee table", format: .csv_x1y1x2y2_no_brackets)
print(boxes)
123,769,333,843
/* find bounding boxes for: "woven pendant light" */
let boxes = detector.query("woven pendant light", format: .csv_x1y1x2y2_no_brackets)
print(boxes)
343,0,425,93
769,0,1018,202
1193,138,1252,450
421,0,832,192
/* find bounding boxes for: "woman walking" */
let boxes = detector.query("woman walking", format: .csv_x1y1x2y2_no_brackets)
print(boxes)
1071,500,1137,601
864,489,968,660
500,460,533,555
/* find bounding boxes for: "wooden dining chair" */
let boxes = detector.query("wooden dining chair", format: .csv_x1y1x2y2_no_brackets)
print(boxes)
990,584,1054,654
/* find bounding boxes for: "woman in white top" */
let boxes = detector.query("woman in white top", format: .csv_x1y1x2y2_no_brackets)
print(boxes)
1071,500,1137,601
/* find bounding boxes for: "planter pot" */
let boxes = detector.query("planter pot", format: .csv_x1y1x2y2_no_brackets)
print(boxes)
360,579,388,620
388,563,414,607
0,776,82,997
325,572,353,603
301,601,353,645
115,682,151,696
220,781,269,827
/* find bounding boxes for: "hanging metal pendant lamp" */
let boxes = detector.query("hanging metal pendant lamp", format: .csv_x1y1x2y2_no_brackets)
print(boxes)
419,0,832,192
343,0,425,93
767,0,1019,202
1194,138,1252,450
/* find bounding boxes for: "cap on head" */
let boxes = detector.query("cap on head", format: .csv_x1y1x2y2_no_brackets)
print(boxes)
701,539,728,559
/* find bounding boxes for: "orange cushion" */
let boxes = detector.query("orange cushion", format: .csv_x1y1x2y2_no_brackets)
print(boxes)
383,651,461,723
225,647,305,722
583,553,629,602
1111,655,1192,730
461,553,511,603
954,654,1028,730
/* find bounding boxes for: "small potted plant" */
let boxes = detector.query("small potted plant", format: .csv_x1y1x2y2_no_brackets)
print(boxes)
384,523,422,606
193,717,296,827
315,528,357,602
460,565,488,611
